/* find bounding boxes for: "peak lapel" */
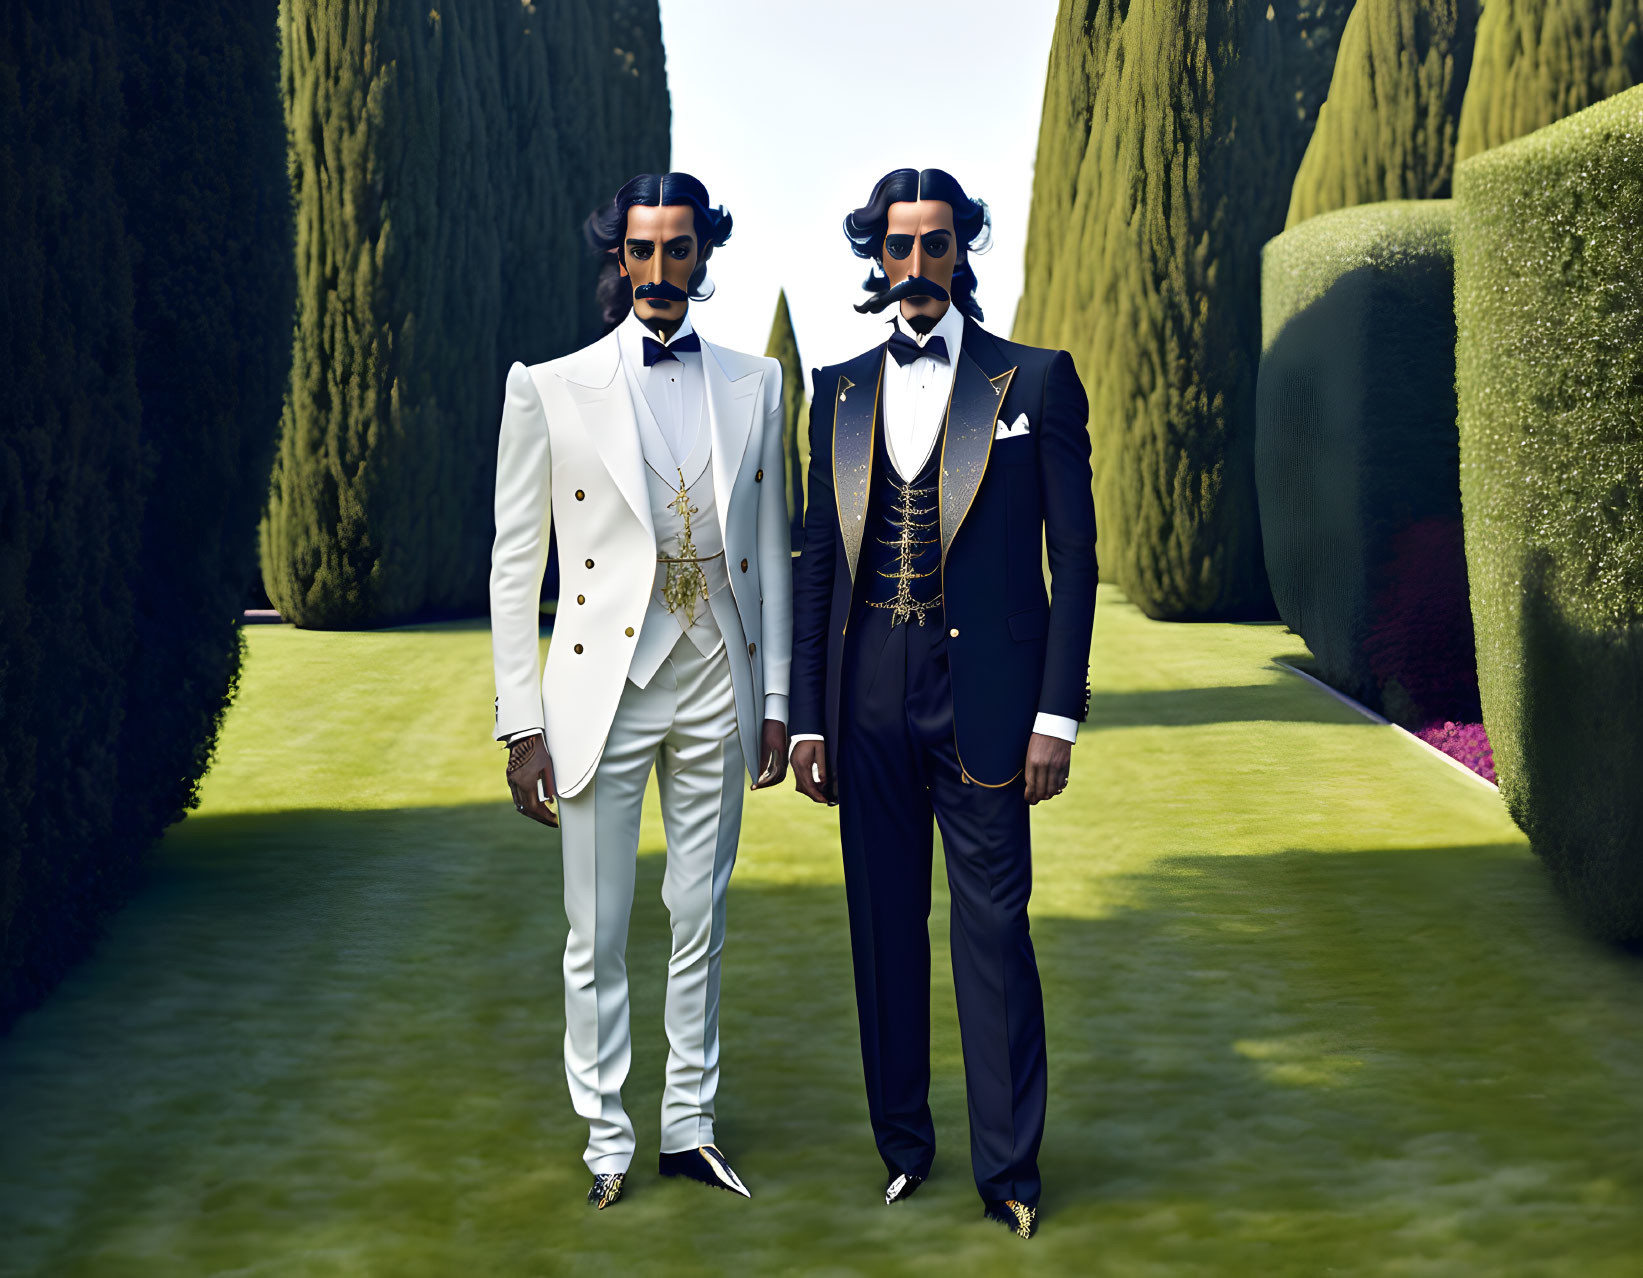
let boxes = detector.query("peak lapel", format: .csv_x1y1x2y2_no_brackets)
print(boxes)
939,333,1016,565
832,350,886,581
563,331,652,540
703,341,761,553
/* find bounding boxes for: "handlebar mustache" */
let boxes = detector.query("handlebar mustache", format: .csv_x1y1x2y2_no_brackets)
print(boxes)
854,276,950,315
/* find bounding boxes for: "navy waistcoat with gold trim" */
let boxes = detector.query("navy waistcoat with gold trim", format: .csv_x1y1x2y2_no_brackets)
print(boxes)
858,399,946,627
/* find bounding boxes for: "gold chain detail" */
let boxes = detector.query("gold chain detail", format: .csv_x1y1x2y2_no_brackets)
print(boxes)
865,479,941,627
660,466,711,625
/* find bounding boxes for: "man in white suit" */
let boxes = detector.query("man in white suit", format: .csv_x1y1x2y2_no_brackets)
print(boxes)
489,172,791,1211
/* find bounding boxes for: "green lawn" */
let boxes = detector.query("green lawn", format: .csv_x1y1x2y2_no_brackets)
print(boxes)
2,587,1641,1276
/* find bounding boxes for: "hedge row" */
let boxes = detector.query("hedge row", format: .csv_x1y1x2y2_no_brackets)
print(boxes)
1454,85,1643,940
0,0,291,1029
1256,201,1477,727
1286,0,1479,228
262,0,670,628
1013,0,1352,620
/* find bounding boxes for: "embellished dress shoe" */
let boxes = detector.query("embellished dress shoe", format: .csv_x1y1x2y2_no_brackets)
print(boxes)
983,1198,1038,1239
885,1171,926,1205
658,1144,751,1198
586,1172,625,1210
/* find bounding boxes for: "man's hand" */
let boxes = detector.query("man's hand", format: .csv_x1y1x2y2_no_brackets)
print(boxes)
751,719,789,789
506,732,558,827
792,739,831,804
1023,732,1072,805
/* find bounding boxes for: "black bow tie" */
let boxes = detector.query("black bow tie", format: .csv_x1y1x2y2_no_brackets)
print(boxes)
642,330,700,367
887,328,948,367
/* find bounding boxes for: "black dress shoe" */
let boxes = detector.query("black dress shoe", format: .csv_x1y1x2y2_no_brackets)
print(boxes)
587,1172,625,1210
658,1144,751,1198
982,1198,1038,1239
885,1171,926,1205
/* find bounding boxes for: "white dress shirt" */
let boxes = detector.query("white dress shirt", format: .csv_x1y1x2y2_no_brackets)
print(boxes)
789,305,1077,757
617,308,704,466
883,304,965,481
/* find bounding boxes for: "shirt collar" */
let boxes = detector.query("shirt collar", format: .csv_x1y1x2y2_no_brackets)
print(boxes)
892,302,965,364
619,306,698,368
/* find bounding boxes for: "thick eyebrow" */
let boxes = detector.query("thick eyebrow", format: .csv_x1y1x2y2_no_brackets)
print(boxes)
624,238,655,250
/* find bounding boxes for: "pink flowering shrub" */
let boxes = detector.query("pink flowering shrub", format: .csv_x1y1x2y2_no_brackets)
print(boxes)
1416,719,1496,784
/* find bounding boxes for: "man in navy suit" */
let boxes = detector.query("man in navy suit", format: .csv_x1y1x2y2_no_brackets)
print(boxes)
789,168,1097,1240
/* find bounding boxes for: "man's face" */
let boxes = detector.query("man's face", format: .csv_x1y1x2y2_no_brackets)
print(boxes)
882,199,956,325
619,202,700,328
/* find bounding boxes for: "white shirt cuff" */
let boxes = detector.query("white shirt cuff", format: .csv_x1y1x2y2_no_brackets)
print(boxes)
1032,713,1079,743
505,728,543,744
788,732,824,759
762,693,788,727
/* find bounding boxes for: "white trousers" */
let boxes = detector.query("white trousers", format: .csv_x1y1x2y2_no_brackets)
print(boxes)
557,634,744,1174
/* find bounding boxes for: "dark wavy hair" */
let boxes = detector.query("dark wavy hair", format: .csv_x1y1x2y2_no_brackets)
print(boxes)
584,172,734,329
843,167,992,321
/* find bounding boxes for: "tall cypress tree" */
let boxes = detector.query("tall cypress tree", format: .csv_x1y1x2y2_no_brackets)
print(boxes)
265,0,670,628
1457,0,1643,159
1287,0,1480,227
764,290,808,550
1015,0,1352,620
1015,0,1126,349
1,0,145,1025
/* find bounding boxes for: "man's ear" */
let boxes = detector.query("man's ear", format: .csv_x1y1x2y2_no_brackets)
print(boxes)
615,247,628,279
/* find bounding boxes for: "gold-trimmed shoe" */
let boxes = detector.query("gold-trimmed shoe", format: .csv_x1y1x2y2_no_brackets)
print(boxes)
982,1197,1038,1239
587,1172,626,1210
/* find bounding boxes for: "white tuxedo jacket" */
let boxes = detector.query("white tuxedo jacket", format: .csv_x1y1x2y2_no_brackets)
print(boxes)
489,326,792,798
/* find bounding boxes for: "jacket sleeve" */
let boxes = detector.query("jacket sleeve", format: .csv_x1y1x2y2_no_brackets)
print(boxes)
489,361,553,740
757,357,793,714
789,367,838,740
1037,350,1097,722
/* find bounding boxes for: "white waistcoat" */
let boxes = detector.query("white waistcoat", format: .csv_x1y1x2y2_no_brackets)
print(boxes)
624,355,745,689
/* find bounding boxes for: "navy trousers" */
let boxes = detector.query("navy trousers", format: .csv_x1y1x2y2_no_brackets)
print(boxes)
837,607,1047,1205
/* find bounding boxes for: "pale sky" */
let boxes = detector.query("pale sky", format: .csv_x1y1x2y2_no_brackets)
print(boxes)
657,0,1060,381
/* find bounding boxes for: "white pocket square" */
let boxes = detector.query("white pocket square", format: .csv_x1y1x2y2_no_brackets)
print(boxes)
994,412,1031,440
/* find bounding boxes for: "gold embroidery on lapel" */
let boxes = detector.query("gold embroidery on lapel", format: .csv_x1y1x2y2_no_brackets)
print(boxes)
938,363,1016,565
832,356,885,583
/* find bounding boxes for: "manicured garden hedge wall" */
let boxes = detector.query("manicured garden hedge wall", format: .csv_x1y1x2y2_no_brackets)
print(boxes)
1286,0,1479,228
1,0,290,1030
1455,85,1643,940
1014,0,1351,620
1257,201,1477,726
263,0,670,628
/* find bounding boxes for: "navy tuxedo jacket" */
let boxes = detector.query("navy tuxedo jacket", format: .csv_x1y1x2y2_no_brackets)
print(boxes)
790,317,1098,787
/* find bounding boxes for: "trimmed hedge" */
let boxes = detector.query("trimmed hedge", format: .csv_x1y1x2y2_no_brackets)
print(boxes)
264,0,670,628
1256,201,1477,727
764,289,807,550
1455,85,1643,940
1456,0,1643,160
0,0,145,1029
112,0,293,880
1,0,287,1030
1286,0,1479,228
1013,0,1351,620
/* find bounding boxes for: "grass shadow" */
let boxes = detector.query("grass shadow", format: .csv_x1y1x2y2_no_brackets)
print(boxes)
3,809,1641,1275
